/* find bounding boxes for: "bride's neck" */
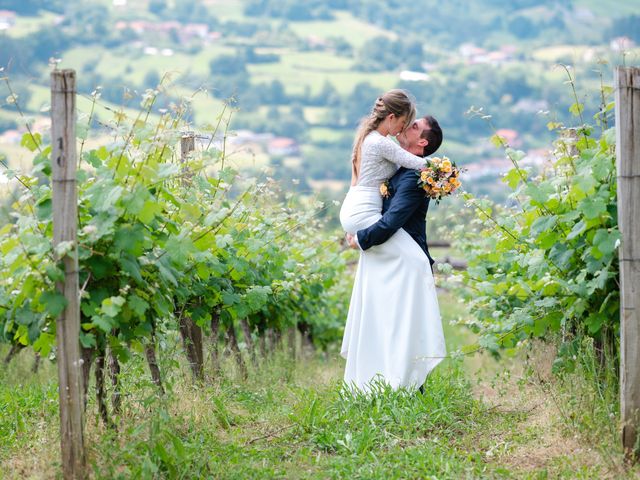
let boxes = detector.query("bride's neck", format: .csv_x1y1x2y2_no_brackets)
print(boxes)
375,125,389,137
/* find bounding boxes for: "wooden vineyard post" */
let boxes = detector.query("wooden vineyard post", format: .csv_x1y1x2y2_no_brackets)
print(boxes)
616,66,640,460
180,133,195,165
179,133,204,381
51,69,85,478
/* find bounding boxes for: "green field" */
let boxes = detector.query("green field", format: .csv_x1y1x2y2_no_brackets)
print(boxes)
58,44,235,86
576,0,640,17
308,126,348,143
203,0,247,21
246,49,398,96
287,11,396,48
3,12,59,38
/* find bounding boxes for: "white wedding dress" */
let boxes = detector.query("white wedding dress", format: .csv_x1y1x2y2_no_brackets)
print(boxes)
339,131,446,392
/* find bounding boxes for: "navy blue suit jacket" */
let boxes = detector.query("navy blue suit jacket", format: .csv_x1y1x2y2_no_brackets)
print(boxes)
356,167,434,267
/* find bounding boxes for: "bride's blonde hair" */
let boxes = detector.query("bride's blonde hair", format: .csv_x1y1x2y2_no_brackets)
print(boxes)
351,89,416,181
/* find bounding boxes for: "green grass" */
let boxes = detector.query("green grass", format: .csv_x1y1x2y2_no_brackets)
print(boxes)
1,292,633,478
0,347,625,479
0,347,496,478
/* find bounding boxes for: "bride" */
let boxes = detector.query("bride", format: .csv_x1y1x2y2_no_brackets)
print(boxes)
339,89,446,392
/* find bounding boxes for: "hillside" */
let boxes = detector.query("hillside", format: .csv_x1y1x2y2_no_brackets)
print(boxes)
0,0,639,201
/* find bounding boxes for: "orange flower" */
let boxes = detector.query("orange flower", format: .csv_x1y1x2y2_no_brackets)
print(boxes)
418,154,460,200
380,182,390,198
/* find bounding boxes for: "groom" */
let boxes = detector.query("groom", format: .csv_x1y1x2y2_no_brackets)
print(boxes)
346,115,443,266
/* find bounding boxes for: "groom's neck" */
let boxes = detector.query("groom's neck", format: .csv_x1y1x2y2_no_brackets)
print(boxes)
403,145,424,157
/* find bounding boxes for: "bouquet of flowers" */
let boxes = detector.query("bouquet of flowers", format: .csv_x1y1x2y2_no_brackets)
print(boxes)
417,156,462,202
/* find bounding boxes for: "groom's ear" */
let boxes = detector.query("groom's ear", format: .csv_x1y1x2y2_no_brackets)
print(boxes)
417,138,428,148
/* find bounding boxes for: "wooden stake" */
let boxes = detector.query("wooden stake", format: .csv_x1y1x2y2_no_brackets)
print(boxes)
108,348,122,415
239,318,257,364
51,69,85,479
145,341,165,395
95,347,112,429
180,133,195,165
178,134,204,380
287,326,296,360
3,343,21,365
616,66,640,460
210,310,221,373
226,324,247,379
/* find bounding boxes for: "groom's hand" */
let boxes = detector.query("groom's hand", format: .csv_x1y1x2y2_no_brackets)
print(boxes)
345,233,359,250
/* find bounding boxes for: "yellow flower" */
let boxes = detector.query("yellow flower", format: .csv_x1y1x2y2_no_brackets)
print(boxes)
420,170,430,182
441,159,452,173
426,177,436,186
443,183,452,193
380,182,390,198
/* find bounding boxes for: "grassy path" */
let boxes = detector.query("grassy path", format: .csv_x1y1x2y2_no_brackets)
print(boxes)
1,293,638,478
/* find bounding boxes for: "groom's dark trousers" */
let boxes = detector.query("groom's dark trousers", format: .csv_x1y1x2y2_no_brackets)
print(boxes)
356,167,434,268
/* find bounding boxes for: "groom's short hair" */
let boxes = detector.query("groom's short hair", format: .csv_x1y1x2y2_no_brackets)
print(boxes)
420,115,443,157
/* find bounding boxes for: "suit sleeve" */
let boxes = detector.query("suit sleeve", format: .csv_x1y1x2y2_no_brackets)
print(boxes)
356,175,423,250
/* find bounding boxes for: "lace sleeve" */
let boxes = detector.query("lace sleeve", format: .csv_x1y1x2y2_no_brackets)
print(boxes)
377,135,426,170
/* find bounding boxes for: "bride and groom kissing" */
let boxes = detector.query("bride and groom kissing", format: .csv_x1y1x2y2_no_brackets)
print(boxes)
339,89,447,393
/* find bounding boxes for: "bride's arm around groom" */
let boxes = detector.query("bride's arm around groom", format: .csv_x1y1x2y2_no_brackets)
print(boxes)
347,114,443,267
